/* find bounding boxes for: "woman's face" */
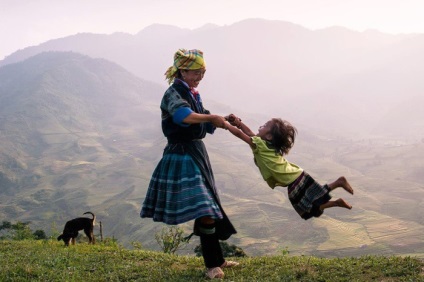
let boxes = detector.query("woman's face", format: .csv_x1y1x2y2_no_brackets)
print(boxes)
181,68,206,88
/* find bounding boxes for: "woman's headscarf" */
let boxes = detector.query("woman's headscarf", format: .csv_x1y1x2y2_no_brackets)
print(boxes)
164,49,206,84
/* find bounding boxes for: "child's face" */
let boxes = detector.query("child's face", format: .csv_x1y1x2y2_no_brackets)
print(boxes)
257,120,274,140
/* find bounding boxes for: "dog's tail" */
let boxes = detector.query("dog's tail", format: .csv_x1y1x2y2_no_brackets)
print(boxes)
83,211,96,226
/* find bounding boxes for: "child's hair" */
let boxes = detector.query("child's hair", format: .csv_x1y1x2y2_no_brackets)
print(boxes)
269,118,297,155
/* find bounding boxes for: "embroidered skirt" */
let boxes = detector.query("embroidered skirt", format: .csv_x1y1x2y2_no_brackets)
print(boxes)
140,152,223,225
287,171,331,220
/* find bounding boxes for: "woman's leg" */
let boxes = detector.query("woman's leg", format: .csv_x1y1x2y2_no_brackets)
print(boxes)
198,217,225,269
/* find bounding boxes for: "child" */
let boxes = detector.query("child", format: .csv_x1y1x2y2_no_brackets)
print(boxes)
224,114,354,220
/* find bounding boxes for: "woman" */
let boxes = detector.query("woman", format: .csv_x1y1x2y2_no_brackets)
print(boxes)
140,49,238,279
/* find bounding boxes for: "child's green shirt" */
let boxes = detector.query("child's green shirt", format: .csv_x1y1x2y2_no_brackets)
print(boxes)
251,136,303,188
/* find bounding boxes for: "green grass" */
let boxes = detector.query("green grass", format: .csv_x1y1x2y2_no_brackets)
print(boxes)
0,241,423,281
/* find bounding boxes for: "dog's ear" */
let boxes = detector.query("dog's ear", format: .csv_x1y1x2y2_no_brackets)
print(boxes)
57,235,63,241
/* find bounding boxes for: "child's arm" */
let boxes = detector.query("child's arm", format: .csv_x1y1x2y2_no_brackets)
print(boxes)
225,114,256,137
225,121,255,148
237,120,256,137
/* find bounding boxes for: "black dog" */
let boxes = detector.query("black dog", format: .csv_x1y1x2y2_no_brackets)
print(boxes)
57,211,96,246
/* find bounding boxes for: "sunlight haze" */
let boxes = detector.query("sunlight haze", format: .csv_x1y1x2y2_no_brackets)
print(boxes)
1,0,424,60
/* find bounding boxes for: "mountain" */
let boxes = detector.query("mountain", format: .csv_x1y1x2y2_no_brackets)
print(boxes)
2,19,424,140
0,51,423,258
0,51,163,243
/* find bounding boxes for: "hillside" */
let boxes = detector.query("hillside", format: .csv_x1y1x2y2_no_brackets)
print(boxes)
0,51,163,245
1,19,424,140
0,51,423,259
1,241,423,281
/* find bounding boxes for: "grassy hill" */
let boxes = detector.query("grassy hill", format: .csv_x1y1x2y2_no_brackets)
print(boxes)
1,240,423,281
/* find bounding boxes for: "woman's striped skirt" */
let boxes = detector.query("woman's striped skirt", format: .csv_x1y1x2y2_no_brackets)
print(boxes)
140,152,223,225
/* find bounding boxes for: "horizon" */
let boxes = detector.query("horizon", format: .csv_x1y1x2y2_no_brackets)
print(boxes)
1,0,424,60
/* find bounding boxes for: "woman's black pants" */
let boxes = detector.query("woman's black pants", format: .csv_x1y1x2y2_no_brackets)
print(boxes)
198,221,224,268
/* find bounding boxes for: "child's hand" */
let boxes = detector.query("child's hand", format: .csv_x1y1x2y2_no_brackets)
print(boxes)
224,114,242,128
224,114,237,123
224,114,234,122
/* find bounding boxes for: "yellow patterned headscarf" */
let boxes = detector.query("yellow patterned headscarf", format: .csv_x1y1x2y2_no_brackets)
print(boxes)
164,49,206,84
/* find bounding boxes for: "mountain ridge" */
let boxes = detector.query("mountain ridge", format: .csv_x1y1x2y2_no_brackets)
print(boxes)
0,40,423,257
2,18,423,139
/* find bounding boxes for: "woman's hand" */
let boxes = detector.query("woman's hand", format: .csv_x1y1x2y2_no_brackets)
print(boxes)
209,115,227,129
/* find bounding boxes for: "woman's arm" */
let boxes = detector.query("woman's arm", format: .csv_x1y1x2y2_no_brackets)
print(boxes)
183,112,227,129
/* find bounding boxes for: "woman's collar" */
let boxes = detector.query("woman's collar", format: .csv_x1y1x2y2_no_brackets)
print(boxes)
174,78,189,89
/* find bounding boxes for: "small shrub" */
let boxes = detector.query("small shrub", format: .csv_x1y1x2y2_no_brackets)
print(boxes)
155,226,188,254
99,236,120,247
33,229,47,240
131,241,143,250
0,221,35,240
278,246,290,256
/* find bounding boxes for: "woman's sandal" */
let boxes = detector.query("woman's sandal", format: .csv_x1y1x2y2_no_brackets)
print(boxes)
221,260,240,268
206,267,224,279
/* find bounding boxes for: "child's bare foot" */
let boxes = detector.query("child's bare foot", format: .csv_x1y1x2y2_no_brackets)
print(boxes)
337,176,354,195
335,198,352,209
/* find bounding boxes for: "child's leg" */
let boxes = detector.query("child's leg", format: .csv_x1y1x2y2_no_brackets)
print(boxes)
327,176,354,195
320,198,352,211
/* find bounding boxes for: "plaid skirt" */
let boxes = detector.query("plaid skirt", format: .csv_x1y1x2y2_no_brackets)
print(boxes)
140,152,223,225
287,172,331,220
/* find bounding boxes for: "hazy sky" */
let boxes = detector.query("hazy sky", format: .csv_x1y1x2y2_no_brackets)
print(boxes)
1,0,424,60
